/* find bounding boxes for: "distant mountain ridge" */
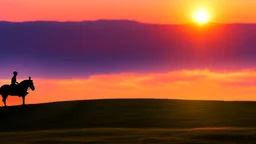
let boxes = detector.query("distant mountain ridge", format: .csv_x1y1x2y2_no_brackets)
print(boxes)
1,20,256,28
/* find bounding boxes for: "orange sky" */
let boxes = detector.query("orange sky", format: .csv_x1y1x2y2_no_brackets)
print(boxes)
4,69,256,106
1,0,256,24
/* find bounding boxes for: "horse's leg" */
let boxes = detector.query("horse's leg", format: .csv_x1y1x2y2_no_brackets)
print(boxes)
2,94,8,107
22,96,25,105
1,94,3,103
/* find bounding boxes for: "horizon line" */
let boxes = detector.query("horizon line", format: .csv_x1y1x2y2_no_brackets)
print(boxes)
9,98,256,107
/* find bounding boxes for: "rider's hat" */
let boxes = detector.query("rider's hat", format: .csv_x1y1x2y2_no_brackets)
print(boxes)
13,71,18,75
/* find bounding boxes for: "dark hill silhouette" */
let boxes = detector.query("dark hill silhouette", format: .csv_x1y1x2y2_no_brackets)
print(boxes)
1,99,256,132
0,20,256,78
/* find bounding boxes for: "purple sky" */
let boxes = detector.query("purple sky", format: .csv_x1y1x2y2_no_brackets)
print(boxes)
0,21,255,79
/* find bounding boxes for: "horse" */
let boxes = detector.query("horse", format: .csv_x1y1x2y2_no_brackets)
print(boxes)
0,77,35,106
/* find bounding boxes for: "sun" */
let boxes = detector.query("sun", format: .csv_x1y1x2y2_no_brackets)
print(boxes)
193,9,210,24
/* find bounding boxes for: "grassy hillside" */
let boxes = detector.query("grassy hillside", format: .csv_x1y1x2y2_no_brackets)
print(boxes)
1,99,256,132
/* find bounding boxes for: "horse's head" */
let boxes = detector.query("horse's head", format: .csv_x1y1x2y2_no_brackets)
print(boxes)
28,76,35,91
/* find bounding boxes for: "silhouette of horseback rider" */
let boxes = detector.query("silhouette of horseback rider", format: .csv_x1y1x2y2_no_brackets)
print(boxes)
10,71,19,92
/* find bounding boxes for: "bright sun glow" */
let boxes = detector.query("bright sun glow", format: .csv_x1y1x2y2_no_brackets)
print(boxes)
193,9,210,24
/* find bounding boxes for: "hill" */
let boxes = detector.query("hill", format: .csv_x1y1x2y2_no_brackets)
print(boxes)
1,99,256,132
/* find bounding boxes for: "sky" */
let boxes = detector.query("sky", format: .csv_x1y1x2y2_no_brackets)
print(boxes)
1,0,256,24
0,0,256,105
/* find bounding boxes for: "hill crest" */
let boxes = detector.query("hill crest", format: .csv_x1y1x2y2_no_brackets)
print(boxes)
1,99,256,132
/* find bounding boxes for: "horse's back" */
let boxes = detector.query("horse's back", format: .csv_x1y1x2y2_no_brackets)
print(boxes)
0,84,9,90
1,84,9,88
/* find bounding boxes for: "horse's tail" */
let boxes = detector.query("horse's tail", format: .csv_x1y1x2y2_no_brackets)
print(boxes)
0,85,9,94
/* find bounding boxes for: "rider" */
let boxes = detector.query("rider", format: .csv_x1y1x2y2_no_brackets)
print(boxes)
11,71,19,88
